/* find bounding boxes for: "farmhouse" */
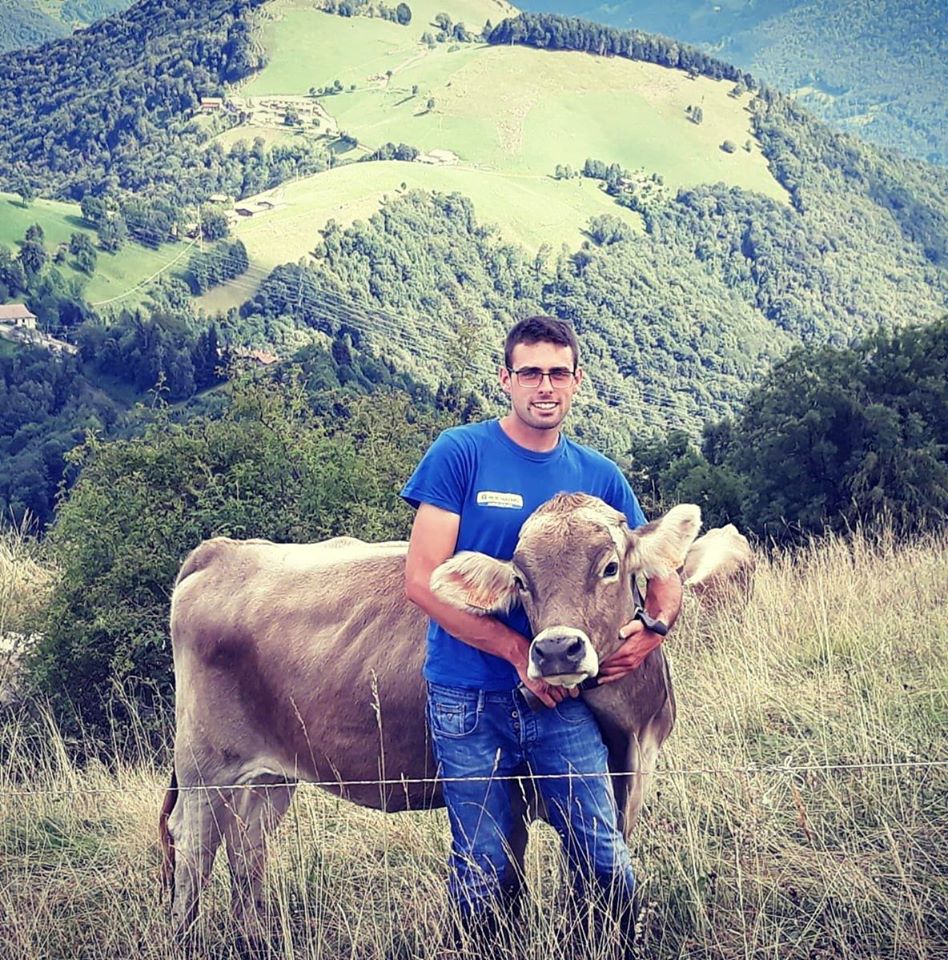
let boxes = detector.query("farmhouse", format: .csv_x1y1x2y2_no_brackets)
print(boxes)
200,97,224,112
233,347,279,366
234,198,279,218
0,303,37,329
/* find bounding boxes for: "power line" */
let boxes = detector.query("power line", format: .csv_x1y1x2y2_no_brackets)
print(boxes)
184,259,710,423
91,244,742,430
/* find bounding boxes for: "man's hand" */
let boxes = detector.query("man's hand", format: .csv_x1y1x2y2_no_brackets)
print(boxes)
514,660,579,708
597,619,665,685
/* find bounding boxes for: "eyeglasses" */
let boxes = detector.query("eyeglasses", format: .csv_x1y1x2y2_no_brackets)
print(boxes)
506,366,577,388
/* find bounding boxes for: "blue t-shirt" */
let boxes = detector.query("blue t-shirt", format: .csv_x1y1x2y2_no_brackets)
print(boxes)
401,419,646,689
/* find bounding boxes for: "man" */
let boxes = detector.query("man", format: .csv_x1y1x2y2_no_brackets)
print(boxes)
401,316,682,939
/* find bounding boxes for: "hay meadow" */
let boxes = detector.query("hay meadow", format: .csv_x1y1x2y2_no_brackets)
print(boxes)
1,523,945,959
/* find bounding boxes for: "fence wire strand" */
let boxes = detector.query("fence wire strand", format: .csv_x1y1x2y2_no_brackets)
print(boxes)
1,758,945,798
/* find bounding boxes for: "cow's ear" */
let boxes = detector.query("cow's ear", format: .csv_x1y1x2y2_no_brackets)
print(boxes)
628,504,702,578
430,552,518,614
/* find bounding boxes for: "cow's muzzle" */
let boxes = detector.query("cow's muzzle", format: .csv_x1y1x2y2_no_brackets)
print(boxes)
527,626,598,686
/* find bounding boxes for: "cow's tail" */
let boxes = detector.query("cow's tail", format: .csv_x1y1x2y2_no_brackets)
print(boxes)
158,766,178,901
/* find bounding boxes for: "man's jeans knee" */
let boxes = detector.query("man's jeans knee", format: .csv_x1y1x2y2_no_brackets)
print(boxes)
427,683,635,916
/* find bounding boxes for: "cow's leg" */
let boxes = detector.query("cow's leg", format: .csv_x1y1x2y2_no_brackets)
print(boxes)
168,781,232,934
621,715,670,840
223,779,296,930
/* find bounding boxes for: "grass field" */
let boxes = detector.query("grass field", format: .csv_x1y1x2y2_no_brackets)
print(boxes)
0,194,193,308
197,159,644,313
244,0,514,97
1,527,945,958
241,1,785,197
202,0,788,313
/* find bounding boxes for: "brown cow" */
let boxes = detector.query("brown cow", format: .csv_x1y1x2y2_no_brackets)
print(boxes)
160,494,702,932
682,524,756,606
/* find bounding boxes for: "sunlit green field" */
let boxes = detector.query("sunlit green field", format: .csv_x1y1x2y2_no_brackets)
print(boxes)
243,0,514,96
197,159,644,313
241,0,785,197
0,194,191,307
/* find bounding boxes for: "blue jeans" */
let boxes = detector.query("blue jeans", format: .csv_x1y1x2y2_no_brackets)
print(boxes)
426,681,636,915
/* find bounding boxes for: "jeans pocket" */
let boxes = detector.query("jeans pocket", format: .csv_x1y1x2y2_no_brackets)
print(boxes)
552,696,593,726
427,684,482,739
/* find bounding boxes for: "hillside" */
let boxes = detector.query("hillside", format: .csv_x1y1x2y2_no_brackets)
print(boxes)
517,0,948,165
0,0,136,52
1,0,947,525
3,524,945,958
0,193,192,307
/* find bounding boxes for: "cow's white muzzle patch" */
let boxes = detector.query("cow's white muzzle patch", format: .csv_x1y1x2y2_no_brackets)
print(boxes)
527,626,598,685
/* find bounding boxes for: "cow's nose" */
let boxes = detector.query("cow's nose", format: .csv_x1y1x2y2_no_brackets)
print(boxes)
527,627,598,685
533,634,585,665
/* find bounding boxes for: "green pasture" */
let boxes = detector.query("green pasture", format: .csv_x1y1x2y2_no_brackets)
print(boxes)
334,46,784,197
243,2,786,200
198,159,643,313
210,124,307,151
243,0,510,99
0,194,192,308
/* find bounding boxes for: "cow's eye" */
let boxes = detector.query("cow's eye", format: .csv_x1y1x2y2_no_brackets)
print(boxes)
602,562,619,578
513,575,528,592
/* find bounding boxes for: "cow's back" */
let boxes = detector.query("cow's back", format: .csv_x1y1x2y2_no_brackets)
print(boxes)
682,525,756,605
171,536,436,811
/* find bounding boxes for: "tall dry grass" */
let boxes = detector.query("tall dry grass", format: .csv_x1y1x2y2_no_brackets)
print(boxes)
0,529,945,959
0,521,57,706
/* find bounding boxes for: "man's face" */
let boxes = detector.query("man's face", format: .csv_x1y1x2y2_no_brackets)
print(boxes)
500,340,582,433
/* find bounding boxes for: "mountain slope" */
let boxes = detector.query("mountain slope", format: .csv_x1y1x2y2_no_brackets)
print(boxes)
0,0,138,52
1,0,946,447
516,0,948,165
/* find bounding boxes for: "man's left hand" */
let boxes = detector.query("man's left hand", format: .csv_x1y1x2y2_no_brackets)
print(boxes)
597,619,665,684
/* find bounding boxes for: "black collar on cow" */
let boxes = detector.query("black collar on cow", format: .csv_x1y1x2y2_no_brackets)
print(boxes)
579,576,669,692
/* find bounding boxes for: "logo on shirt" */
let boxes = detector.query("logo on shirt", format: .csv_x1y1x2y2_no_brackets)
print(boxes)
476,491,524,509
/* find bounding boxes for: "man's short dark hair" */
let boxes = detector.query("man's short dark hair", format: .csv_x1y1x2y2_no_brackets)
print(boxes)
504,316,579,370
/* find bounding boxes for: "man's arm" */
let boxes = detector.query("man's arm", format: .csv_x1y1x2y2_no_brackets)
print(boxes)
597,571,683,684
404,502,569,707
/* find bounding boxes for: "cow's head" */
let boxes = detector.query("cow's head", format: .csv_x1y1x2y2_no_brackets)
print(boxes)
430,494,701,686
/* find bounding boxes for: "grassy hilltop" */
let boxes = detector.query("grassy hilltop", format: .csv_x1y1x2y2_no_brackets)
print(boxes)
200,0,786,306
1,525,945,958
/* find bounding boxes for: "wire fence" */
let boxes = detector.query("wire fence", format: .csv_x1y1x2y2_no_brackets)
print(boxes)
2,758,945,798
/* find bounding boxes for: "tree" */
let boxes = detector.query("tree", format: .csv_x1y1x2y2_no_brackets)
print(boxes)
76,247,97,275
18,237,47,278
721,140,737,153
729,321,948,539
426,97,436,112
13,177,34,207
30,377,444,738
691,106,704,125
395,2,411,25
98,215,128,252
200,206,230,241
80,195,107,225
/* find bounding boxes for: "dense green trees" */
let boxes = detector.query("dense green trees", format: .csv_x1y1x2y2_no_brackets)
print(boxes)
636,321,947,540
28,375,449,735
363,142,420,162
0,0,336,208
487,13,753,86
186,238,248,293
